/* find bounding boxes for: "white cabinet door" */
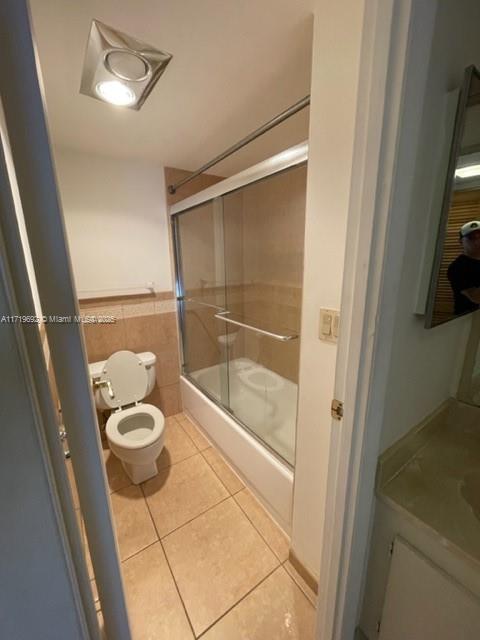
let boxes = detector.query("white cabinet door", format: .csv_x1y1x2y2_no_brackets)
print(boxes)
379,538,480,640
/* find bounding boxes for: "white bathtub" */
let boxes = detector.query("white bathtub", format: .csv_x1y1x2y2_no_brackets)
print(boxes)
180,358,295,532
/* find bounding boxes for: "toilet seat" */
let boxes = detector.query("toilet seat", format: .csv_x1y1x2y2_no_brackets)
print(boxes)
99,350,149,409
106,403,165,450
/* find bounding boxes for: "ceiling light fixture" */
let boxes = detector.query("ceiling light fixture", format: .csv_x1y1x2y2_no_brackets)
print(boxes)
80,21,172,111
95,80,136,106
455,164,480,179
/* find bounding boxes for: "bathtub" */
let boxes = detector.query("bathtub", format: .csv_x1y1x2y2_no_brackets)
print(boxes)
180,357,296,532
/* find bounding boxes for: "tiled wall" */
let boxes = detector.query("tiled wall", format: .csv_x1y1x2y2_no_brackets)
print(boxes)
80,292,182,417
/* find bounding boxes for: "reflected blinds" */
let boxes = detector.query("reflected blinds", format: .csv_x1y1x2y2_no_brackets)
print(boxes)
433,188,480,323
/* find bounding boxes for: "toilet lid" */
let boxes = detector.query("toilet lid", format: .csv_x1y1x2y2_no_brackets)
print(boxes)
99,350,149,409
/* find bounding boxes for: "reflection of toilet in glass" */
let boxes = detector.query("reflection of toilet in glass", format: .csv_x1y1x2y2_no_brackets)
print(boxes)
89,350,165,484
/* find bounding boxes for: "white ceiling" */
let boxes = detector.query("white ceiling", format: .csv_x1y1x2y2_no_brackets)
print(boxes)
29,0,314,176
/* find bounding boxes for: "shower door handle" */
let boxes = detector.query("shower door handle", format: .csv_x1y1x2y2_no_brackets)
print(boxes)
214,311,298,342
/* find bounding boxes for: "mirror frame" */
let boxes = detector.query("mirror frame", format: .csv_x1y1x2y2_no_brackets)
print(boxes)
425,64,480,328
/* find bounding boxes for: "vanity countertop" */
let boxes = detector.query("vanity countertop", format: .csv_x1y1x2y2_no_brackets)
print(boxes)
378,400,480,567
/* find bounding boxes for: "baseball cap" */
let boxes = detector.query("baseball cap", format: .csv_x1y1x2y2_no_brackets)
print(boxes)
460,220,480,238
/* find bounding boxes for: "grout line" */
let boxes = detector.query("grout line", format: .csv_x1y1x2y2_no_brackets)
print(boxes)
140,482,197,639
175,414,212,452
196,564,282,639
119,538,159,566
200,448,238,496
171,414,203,452
160,494,232,542
232,491,288,564
281,560,317,608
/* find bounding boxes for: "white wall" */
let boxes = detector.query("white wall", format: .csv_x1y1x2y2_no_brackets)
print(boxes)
379,0,480,452
291,0,366,578
54,148,172,297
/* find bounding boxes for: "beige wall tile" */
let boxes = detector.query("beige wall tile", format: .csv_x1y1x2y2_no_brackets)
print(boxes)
123,315,159,354
82,318,126,363
122,301,156,318
143,453,228,537
157,311,179,347
155,299,177,314
162,498,279,636
121,543,193,640
157,383,182,416
201,567,315,640
155,347,180,387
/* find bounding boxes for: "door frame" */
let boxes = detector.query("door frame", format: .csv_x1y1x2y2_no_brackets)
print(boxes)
315,0,439,638
0,2,132,638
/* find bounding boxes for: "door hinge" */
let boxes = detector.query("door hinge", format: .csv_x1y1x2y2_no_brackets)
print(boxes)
331,399,344,420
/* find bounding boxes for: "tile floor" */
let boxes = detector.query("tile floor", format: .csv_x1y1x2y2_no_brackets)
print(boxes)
69,412,317,639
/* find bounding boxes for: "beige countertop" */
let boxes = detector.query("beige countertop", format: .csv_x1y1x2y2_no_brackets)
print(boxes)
378,400,480,567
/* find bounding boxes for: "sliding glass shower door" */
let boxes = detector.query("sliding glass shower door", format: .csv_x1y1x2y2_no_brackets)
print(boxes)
175,198,229,405
173,162,307,466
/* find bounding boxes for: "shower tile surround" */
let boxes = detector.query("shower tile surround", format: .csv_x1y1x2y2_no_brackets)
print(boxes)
79,291,182,416
72,413,316,638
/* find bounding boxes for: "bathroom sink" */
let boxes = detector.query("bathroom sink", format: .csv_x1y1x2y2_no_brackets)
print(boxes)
461,471,480,520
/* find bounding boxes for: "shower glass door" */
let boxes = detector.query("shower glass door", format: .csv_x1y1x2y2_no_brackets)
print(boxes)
174,162,307,467
175,199,229,405
221,164,306,465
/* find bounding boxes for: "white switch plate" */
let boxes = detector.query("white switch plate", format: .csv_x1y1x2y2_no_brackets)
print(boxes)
319,308,340,343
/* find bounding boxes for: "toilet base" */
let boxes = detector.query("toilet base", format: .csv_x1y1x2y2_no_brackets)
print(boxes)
121,460,158,484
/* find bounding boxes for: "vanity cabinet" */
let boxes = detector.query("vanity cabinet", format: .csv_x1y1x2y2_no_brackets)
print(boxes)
379,538,480,639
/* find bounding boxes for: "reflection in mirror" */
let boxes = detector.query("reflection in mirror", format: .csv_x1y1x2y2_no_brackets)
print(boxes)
427,66,480,327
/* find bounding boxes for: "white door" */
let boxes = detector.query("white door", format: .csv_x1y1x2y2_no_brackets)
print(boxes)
0,2,131,638
379,539,480,640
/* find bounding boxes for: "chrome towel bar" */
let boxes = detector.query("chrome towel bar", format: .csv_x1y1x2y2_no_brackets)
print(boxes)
214,311,298,342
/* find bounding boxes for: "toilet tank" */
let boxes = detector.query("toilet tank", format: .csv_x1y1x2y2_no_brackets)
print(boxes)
89,351,157,410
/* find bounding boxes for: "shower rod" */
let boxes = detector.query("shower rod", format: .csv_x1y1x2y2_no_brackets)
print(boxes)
167,95,310,194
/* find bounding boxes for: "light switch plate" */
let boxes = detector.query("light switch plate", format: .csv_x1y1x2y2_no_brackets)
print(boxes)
319,308,339,343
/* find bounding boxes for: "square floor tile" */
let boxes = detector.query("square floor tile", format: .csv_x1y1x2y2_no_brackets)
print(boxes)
157,417,197,471
202,447,244,494
109,485,158,560
162,498,279,636
201,566,316,640
143,454,228,537
235,489,289,561
177,414,211,451
121,542,193,639
101,445,131,494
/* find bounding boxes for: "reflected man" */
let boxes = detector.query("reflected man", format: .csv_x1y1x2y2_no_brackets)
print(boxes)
448,220,480,314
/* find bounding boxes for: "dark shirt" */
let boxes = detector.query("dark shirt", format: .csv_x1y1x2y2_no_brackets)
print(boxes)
447,254,480,314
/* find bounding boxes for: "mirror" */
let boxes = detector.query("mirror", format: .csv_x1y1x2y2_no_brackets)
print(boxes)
426,65,480,328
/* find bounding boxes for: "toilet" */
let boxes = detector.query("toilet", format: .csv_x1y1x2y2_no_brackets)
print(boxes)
89,350,165,484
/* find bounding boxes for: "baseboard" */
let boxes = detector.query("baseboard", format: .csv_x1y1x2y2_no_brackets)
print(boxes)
288,550,319,595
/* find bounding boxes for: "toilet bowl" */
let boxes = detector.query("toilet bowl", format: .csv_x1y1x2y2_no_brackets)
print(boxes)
92,350,165,484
